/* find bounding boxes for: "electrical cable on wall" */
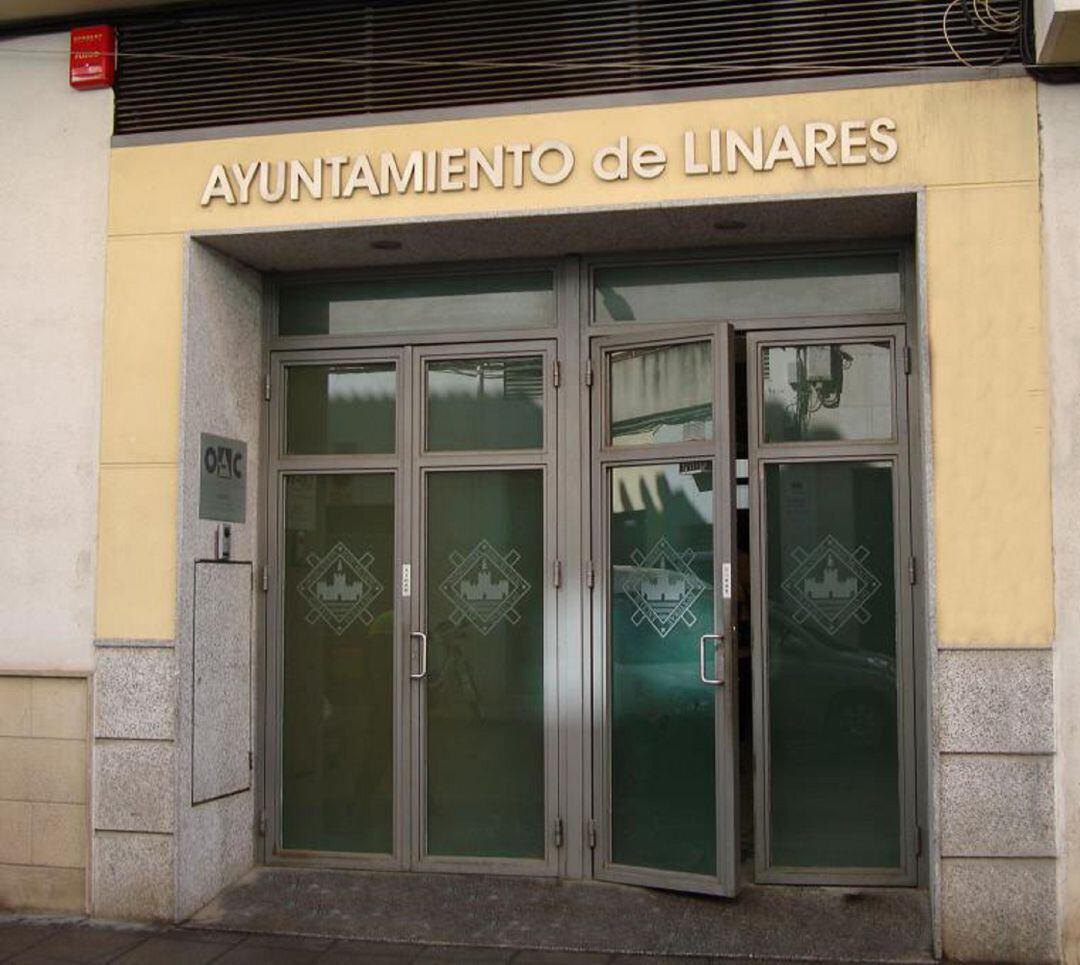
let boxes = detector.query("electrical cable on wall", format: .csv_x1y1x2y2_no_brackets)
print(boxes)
943,0,1080,77
943,0,1021,67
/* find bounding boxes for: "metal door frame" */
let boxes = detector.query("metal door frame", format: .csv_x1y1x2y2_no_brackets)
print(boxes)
746,323,919,886
587,323,740,896
265,339,563,875
264,345,412,870
256,242,927,892
408,339,561,877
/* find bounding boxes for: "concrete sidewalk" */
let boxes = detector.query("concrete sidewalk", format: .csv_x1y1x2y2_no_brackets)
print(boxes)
0,916,926,965
187,869,934,963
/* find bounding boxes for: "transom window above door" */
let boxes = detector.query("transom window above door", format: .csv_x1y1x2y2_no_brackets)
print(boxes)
277,269,556,337
425,355,545,452
608,340,714,449
284,361,397,455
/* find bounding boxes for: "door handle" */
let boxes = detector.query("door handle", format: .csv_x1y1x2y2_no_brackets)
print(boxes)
699,633,724,686
410,631,428,680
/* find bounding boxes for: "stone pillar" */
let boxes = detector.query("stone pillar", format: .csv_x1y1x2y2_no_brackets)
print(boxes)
91,240,262,922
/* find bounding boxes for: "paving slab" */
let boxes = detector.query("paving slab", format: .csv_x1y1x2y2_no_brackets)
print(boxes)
110,936,235,965
321,940,424,964
12,923,147,963
512,952,615,964
0,923,49,961
210,943,325,964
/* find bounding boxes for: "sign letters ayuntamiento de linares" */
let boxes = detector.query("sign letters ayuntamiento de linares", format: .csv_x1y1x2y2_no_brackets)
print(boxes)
200,118,899,206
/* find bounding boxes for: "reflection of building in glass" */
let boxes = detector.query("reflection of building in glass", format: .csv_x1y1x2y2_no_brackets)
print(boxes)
763,342,893,441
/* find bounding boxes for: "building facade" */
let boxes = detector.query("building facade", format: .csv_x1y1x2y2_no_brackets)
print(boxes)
1,3,1079,962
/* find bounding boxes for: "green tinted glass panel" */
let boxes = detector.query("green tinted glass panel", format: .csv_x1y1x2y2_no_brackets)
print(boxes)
762,342,893,442
610,341,712,448
610,463,716,876
285,364,396,455
282,473,395,854
279,271,555,336
595,254,900,324
427,356,544,451
425,470,545,858
765,461,900,869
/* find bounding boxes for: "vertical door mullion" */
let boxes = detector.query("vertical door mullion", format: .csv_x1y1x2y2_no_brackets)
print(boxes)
408,346,424,870
713,322,740,896
893,332,919,883
590,338,610,879
544,341,561,877
265,354,287,863
555,255,582,881
398,346,414,870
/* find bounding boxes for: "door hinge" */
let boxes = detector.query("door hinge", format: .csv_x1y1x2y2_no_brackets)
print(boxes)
553,817,564,848
908,556,918,586
584,358,594,387
261,565,270,592
587,818,597,849
586,559,595,589
904,344,913,375
553,559,563,589
248,751,253,771
916,825,924,857
264,373,271,401
257,810,267,836
552,359,561,389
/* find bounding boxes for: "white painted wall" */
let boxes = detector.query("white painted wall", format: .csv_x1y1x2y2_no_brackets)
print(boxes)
0,32,111,672
1036,0,1080,63
1041,81,1080,965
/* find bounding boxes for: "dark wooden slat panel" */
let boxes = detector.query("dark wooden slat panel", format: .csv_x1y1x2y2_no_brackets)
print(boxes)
112,0,1021,136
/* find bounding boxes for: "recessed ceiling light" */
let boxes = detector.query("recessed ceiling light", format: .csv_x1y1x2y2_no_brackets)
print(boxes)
714,219,747,231
371,239,402,250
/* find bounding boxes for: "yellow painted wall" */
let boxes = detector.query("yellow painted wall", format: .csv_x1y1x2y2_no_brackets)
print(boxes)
95,233,184,641
98,76,1051,646
925,183,1052,644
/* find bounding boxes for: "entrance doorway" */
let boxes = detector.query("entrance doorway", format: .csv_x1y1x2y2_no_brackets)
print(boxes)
262,250,923,892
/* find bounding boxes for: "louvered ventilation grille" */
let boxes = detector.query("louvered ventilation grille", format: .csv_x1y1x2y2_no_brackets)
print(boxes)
113,0,1021,136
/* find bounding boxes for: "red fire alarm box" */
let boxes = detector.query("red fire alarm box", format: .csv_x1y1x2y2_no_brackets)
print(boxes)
70,25,116,90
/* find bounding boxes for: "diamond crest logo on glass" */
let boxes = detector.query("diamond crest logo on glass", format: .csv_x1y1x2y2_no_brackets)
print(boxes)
782,534,882,635
298,541,384,636
623,537,709,639
440,539,531,636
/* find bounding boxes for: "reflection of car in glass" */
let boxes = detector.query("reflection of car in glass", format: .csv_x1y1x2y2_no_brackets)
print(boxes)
768,608,896,755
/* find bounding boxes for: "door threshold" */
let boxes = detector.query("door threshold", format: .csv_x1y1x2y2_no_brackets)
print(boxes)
187,866,933,962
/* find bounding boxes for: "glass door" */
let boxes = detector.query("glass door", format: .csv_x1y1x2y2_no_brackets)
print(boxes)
747,327,917,886
269,348,407,867
269,340,558,874
589,325,740,896
410,342,559,875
